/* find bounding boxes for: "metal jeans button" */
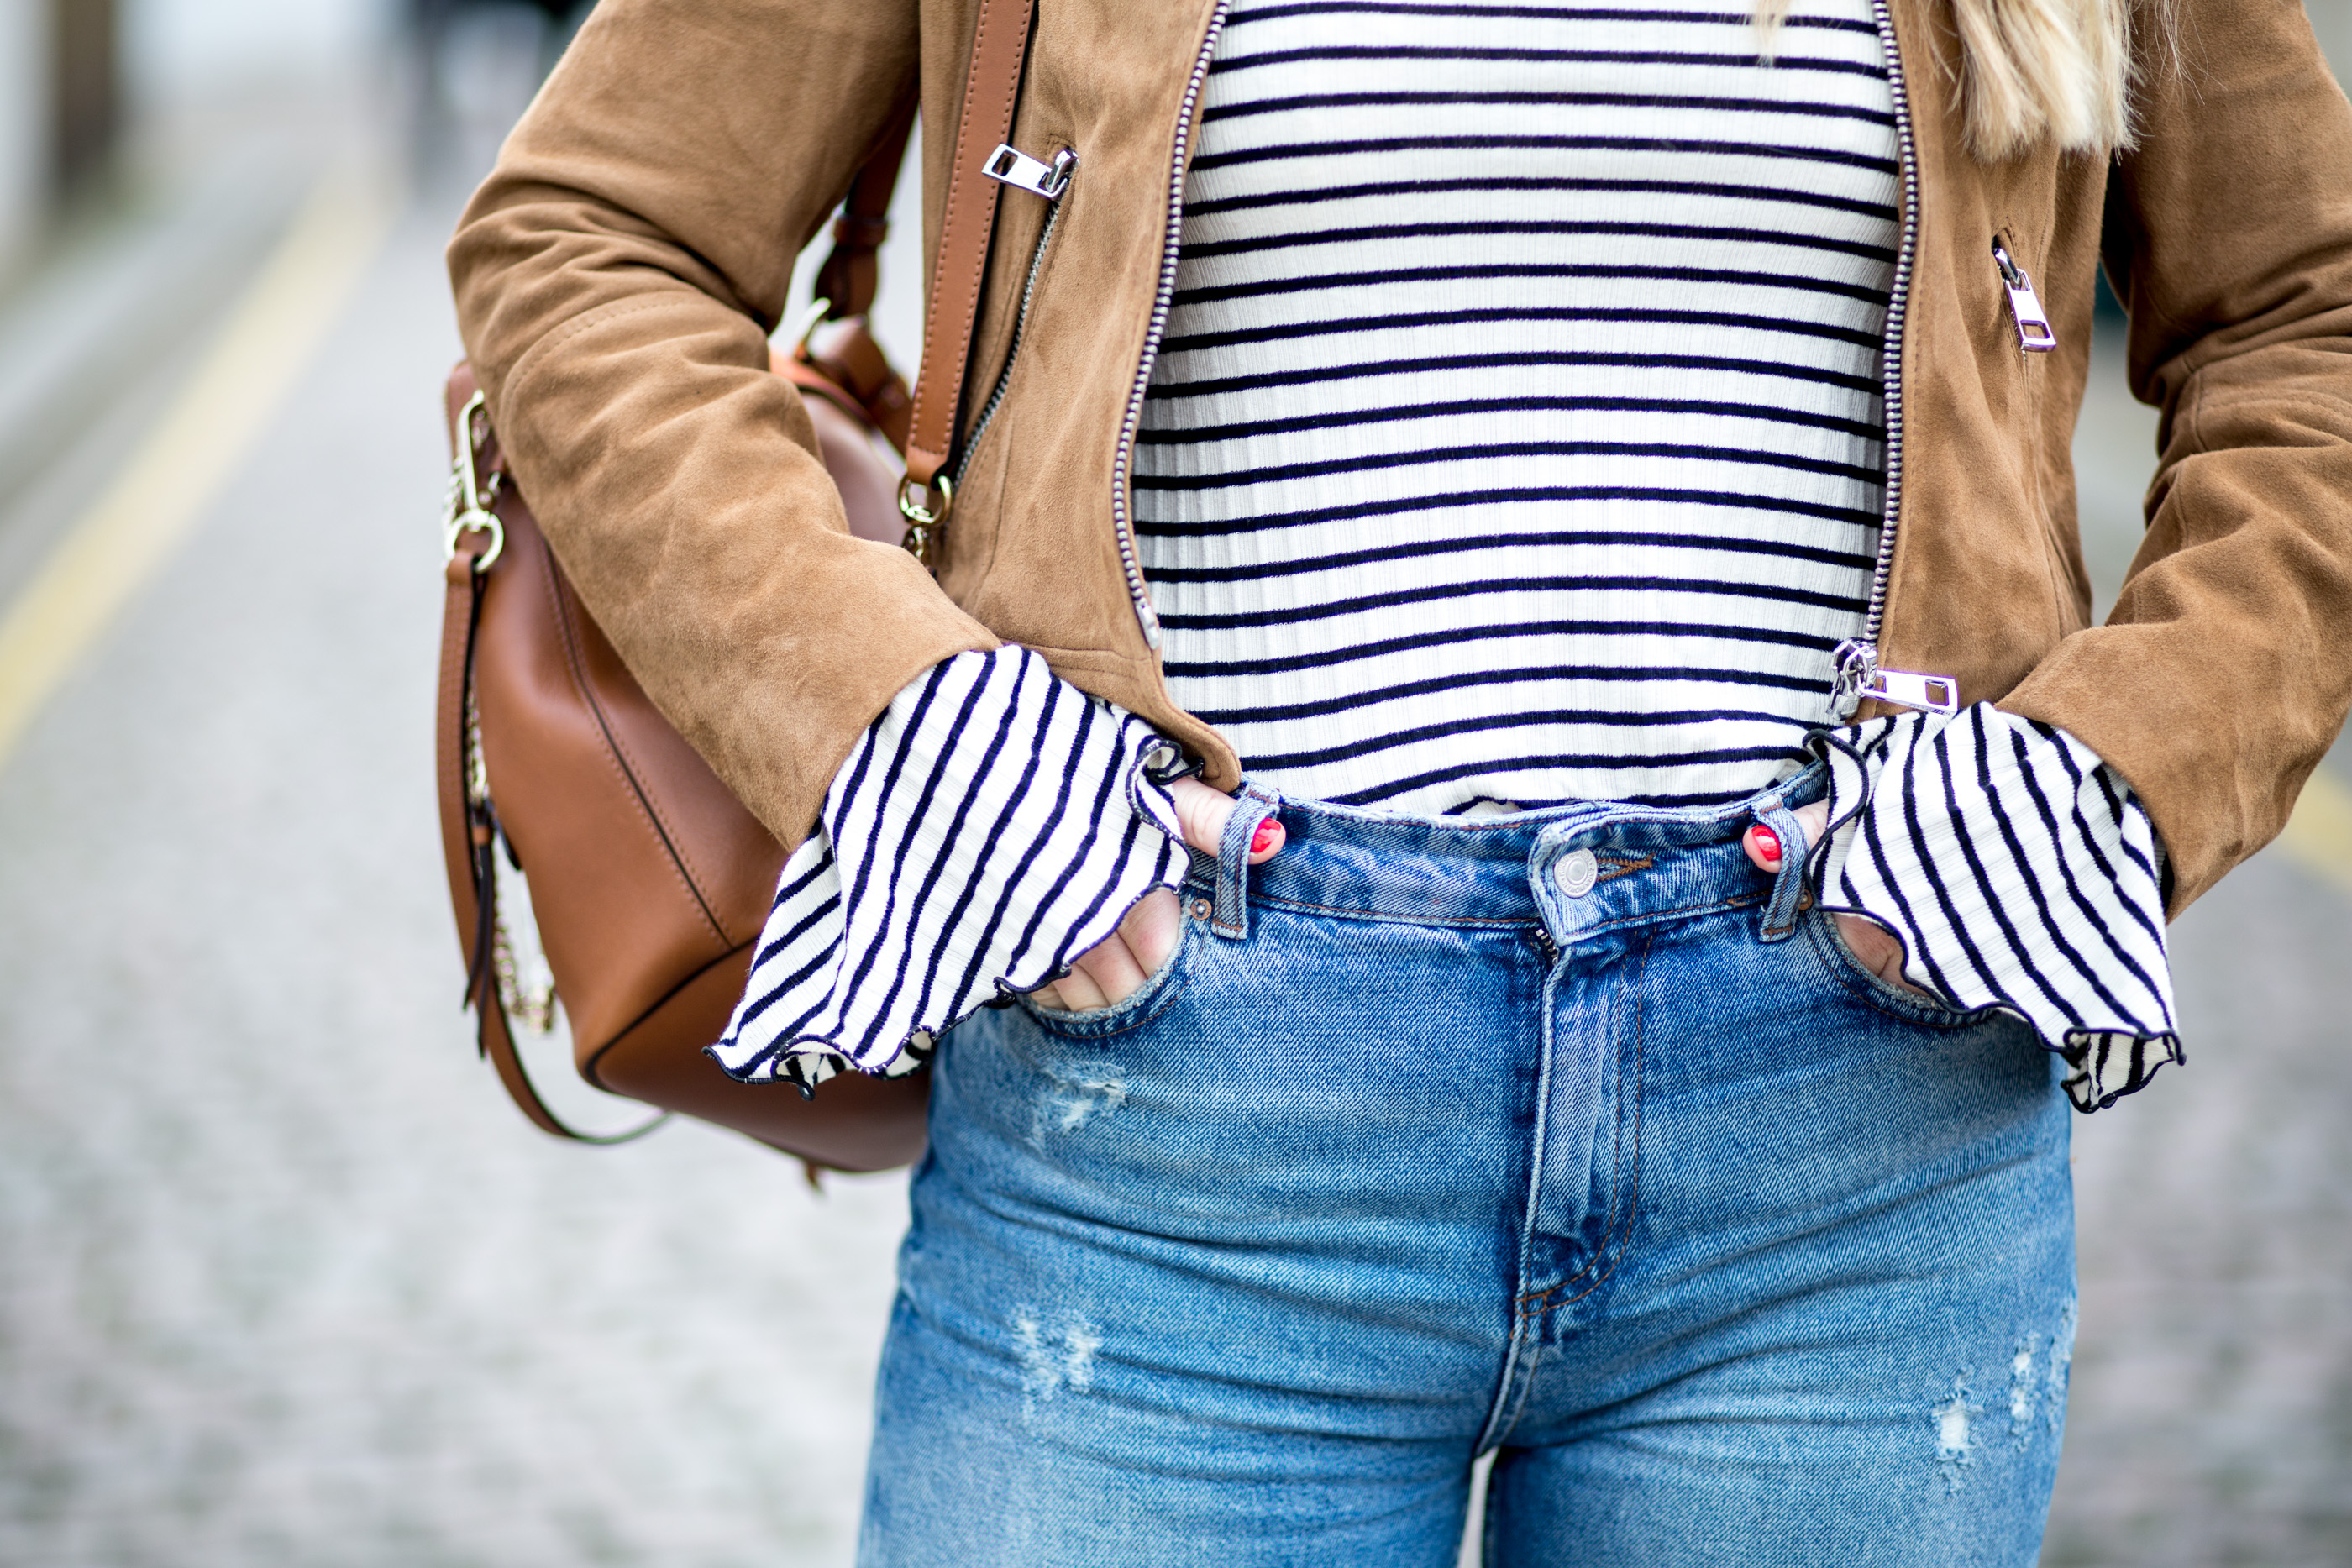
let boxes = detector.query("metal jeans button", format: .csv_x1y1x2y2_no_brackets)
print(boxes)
1554,847,1598,898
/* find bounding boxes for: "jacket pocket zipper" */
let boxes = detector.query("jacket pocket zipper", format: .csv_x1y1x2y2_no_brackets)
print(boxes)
948,144,1076,494
1992,235,2057,354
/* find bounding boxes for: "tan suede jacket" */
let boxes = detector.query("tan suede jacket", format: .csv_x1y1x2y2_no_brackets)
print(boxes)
449,0,2352,915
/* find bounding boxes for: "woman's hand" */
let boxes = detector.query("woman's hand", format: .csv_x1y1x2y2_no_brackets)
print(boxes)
1740,800,1934,999
1025,779,1284,1012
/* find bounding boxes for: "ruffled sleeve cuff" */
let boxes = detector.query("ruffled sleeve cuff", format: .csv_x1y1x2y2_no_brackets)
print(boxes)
1809,705,2183,1112
707,647,1190,1092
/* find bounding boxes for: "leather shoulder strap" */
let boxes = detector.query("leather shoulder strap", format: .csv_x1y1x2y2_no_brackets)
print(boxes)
437,546,488,996
812,110,914,323
439,514,659,1146
901,0,1037,501
793,120,918,457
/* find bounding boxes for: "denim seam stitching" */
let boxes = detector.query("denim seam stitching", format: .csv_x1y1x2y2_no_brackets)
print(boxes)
1248,885,1766,933
1492,1315,1543,1452
1514,932,1641,1313
1558,934,1648,1315
1512,931,1652,1344
1495,940,1646,1457
1490,935,1652,1450
1506,1018,1646,1450
1479,942,1562,1455
1555,888,1764,943
1247,892,1538,929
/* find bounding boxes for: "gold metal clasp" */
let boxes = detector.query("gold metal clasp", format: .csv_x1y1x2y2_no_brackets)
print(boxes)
444,389,506,572
897,472,953,568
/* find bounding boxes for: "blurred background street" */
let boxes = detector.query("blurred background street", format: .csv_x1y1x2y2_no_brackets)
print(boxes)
0,3,2345,1564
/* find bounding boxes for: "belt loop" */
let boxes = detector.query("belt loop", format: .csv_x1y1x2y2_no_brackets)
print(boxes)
1212,783,1282,941
1753,793,1810,943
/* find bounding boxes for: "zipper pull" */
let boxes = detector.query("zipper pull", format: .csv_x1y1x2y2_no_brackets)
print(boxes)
1862,667,1960,713
1832,641,1959,718
1992,237,2056,354
982,144,1075,201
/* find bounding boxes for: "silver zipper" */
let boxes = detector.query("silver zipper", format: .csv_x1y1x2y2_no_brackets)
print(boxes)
1992,235,2057,353
1108,0,1231,651
984,143,1075,201
1835,0,1955,720
949,149,1075,492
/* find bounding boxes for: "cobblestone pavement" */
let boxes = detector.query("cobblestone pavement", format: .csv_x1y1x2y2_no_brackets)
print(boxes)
1,101,2347,1568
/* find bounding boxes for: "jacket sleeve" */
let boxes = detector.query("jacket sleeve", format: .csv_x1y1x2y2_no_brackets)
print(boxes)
1999,0,2352,912
446,0,998,855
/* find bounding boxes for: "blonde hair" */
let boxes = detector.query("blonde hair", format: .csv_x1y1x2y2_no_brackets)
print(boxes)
1755,0,2181,160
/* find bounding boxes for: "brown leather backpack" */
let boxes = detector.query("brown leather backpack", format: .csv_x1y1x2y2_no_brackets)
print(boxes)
435,0,1042,1167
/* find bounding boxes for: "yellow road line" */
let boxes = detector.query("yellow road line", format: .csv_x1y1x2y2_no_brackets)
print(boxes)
0,161,397,774
2276,763,2352,896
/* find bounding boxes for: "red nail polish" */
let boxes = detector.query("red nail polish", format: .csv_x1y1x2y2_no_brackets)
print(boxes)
1251,818,1279,855
1751,825,1782,864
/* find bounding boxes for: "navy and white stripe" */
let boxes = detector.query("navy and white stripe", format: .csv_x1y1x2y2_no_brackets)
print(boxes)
713,0,2181,1105
1136,0,1900,813
709,648,1187,1089
1814,711,2181,1110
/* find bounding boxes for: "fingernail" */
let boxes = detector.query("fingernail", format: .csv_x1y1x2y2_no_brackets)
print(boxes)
1749,825,1781,865
1251,817,1281,856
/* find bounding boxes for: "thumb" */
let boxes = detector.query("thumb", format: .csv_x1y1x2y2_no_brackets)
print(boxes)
1167,777,1284,863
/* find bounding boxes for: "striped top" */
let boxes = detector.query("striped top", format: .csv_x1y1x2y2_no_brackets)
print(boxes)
1137,0,1898,813
710,0,2181,1110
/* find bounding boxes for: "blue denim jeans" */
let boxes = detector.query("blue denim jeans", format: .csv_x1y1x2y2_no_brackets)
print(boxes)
861,772,2076,1566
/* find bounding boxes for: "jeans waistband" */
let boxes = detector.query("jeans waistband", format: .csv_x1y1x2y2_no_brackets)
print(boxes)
1189,763,1830,941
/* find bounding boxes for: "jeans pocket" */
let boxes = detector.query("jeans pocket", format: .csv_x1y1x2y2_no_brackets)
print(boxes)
1014,907,1200,1039
1802,907,1980,1030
